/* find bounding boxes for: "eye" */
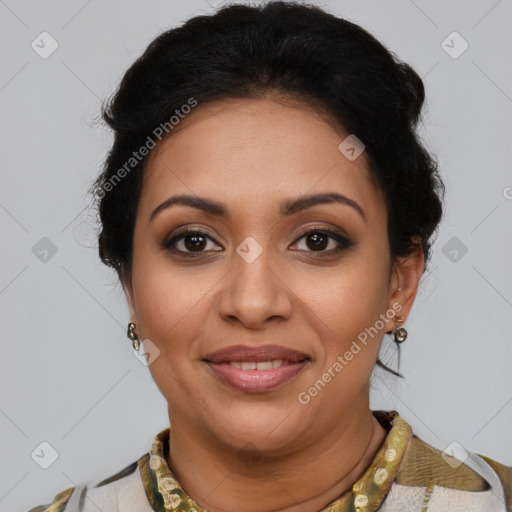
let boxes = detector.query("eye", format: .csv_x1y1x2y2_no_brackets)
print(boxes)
291,228,352,255
162,227,353,256
162,229,222,255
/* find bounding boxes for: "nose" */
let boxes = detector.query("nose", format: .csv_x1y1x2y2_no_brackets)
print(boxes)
216,243,293,329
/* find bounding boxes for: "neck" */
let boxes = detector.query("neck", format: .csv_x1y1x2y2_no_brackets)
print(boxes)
165,406,389,512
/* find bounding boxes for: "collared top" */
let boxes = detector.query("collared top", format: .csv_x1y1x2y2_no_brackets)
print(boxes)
28,410,512,512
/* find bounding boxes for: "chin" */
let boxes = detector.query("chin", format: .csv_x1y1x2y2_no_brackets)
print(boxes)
207,405,304,452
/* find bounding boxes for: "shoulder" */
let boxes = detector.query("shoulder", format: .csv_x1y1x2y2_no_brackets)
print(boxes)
477,452,512,511
390,434,512,511
27,457,152,512
28,487,75,512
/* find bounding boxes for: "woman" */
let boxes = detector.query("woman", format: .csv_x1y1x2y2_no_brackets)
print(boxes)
29,1,511,511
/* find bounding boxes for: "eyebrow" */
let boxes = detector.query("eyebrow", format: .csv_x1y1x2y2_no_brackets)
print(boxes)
149,192,366,223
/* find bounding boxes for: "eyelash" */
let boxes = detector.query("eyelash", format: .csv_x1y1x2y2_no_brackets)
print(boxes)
162,227,353,257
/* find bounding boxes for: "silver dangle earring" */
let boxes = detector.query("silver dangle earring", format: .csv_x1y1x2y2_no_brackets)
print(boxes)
393,313,407,375
393,316,408,344
127,322,141,351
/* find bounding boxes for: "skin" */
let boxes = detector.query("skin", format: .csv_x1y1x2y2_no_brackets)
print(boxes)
123,96,424,512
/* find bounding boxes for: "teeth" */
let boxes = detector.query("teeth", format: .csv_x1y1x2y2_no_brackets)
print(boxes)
228,359,286,370
256,361,273,370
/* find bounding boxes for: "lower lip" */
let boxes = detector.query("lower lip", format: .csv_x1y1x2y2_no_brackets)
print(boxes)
205,361,309,393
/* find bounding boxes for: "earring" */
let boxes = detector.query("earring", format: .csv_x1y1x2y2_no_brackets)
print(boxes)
127,322,141,351
393,316,408,344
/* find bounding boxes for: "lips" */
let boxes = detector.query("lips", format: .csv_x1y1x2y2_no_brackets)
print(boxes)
204,344,309,364
203,344,311,393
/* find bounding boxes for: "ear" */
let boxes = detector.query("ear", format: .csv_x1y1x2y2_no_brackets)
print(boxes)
122,282,137,325
384,237,425,332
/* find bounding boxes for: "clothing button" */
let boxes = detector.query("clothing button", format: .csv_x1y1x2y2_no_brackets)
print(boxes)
162,477,178,491
149,455,162,470
354,493,368,507
167,493,181,509
374,467,388,485
384,448,396,462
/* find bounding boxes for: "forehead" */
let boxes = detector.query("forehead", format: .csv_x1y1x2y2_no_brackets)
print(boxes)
141,97,386,220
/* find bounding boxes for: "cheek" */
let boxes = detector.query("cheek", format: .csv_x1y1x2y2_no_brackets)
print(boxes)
298,256,388,325
129,237,211,405
291,254,390,365
132,257,210,400
131,249,214,347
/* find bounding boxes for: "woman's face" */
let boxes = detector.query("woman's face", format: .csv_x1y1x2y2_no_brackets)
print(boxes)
125,97,422,453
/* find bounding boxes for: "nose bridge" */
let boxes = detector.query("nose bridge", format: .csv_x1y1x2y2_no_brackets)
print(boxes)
218,233,291,324
232,233,277,294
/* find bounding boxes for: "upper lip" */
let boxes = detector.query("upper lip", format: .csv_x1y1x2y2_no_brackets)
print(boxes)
204,344,309,363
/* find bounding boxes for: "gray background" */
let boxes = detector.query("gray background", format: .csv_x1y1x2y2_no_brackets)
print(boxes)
1,0,511,510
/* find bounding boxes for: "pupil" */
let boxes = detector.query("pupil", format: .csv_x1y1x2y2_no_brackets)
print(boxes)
185,235,206,251
307,233,327,251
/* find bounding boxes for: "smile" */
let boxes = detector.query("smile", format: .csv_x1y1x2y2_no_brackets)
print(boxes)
205,358,310,392
203,344,311,392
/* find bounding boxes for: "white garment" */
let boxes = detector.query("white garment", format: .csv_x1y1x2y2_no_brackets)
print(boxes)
379,451,507,512
62,466,152,512
54,451,508,512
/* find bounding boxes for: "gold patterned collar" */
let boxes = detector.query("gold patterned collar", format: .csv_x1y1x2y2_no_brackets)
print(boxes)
137,410,412,512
